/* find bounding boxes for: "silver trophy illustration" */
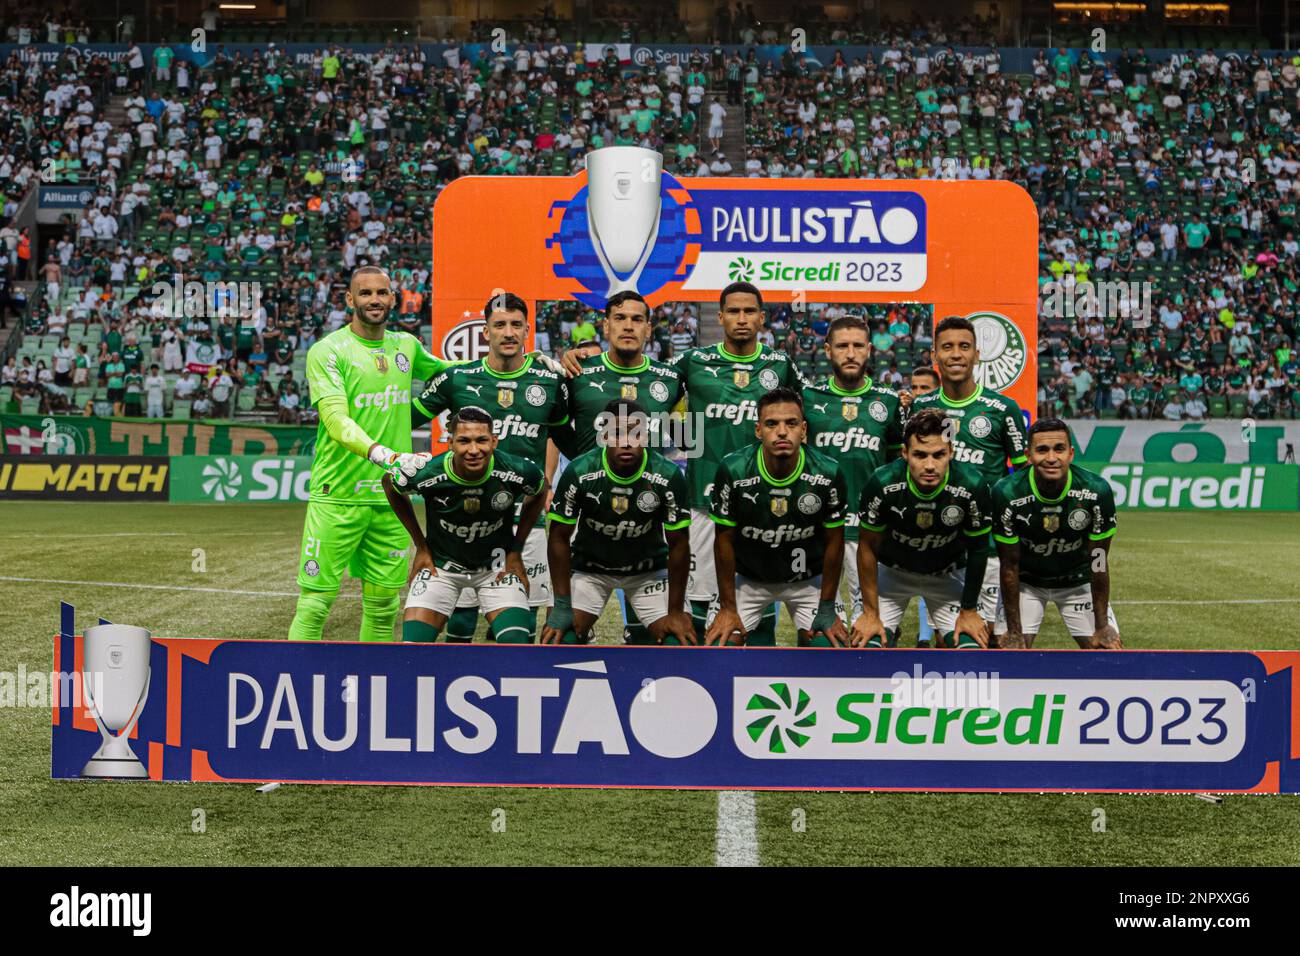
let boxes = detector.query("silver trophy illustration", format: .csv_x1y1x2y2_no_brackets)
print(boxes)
585,146,663,298
81,624,152,779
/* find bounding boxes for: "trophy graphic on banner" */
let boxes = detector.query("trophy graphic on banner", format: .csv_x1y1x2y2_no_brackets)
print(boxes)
81,623,152,779
585,146,663,298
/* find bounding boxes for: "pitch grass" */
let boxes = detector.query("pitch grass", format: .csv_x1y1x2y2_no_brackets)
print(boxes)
1,502,1298,866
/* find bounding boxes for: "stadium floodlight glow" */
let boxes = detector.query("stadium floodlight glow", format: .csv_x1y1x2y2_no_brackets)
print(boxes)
81,624,152,779
585,146,663,299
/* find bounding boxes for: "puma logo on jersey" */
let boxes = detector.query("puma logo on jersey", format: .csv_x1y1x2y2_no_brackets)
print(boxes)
741,491,760,503
466,384,483,396
890,506,907,518
588,381,607,392
702,366,723,377
812,403,828,413
586,492,603,505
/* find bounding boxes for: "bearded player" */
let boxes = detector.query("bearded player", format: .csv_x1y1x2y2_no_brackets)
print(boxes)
412,292,570,642
992,418,1121,649
903,363,940,645
801,315,904,638
706,387,848,647
542,399,695,645
383,406,547,644
851,409,992,650
288,266,452,643
911,315,1028,644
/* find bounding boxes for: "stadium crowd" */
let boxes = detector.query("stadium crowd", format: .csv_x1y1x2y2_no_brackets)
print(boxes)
1,13,1298,423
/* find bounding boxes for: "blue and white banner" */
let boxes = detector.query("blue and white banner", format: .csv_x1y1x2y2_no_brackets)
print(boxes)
51,606,1300,792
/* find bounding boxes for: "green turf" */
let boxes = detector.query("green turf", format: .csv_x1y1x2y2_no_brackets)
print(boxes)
1,502,1297,865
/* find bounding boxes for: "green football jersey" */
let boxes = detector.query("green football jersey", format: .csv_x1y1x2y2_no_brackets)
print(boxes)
991,464,1118,588
305,325,451,506
709,444,846,583
802,377,904,542
567,351,684,455
397,450,545,572
909,383,1029,485
668,343,809,509
548,447,691,574
859,459,992,575
411,354,570,462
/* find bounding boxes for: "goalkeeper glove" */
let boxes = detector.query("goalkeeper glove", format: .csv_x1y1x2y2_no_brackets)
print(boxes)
369,444,430,488
531,351,568,376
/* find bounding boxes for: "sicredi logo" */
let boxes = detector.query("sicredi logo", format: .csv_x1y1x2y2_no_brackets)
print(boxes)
684,189,928,293
733,678,1246,761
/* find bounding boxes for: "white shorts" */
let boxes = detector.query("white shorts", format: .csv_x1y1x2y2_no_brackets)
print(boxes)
1017,582,1120,639
453,525,551,609
876,563,964,635
843,539,863,622
737,576,821,633
980,554,1004,632
687,509,716,603
572,570,669,625
406,566,529,617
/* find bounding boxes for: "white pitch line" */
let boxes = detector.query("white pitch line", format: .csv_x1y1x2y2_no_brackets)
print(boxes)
0,575,360,599
1113,598,1300,606
715,790,760,867
0,530,281,539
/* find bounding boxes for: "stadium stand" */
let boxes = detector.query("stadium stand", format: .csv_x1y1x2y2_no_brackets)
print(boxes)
1,10,1297,424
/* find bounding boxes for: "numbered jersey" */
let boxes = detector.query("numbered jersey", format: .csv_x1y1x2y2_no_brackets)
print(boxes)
397,450,545,572
305,325,451,505
710,443,845,583
802,377,904,541
412,354,570,462
549,447,691,574
991,464,1118,588
859,459,992,575
568,351,684,455
668,343,808,509
909,383,1028,485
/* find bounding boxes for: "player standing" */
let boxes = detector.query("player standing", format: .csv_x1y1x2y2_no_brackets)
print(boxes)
801,315,904,632
706,387,848,647
288,266,450,643
559,291,686,643
910,316,1028,643
851,409,992,649
412,292,570,641
383,407,547,644
542,399,695,645
992,418,1121,649
903,363,940,646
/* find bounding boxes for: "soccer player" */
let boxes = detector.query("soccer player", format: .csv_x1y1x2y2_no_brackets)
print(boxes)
560,291,685,644
542,399,695,645
992,418,1121,649
563,283,807,641
904,363,940,645
802,315,904,633
383,406,547,644
910,315,1029,642
851,409,992,650
288,266,451,643
412,292,570,641
706,387,848,647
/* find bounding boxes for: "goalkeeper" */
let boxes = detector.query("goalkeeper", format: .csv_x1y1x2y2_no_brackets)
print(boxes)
287,266,452,642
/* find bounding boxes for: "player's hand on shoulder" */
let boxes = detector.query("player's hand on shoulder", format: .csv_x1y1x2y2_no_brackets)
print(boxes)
898,389,914,410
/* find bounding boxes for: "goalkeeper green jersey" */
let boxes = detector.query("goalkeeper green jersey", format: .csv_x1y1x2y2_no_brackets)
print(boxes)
396,450,545,572
859,458,992,575
548,447,691,574
305,325,451,506
802,377,904,541
709,443,845,583
990,464,1118,588
412,354,570,462
909,383,1029,484
667,343,809,509
567,351,684,455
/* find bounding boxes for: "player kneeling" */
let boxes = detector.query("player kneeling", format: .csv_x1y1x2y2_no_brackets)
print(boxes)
382,406,547,644
541,400,696,645
851,409,992,649
992,418,1121,649
706,387,849,647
